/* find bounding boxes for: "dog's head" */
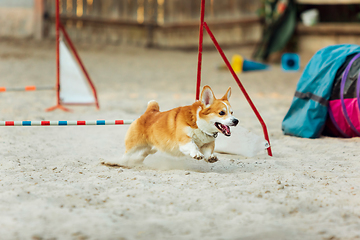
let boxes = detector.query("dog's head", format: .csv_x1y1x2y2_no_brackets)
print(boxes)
197,85,239,137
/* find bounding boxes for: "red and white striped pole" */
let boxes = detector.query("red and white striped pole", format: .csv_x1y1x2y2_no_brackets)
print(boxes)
0,120,134,127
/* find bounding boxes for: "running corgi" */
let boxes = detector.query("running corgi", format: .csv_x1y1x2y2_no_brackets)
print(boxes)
102,85,238,168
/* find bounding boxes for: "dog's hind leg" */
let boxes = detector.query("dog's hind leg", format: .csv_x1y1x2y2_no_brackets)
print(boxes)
122,145,156,167
103,117,151,168
102,145,155,168
102,103,159,168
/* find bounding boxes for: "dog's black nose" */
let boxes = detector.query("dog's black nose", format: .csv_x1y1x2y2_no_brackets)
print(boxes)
232,118,239,126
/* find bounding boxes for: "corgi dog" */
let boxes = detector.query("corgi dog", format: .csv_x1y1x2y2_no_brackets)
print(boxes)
102,85,238,168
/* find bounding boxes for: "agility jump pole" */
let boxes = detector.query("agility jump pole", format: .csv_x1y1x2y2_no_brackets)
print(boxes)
0,86,54,92
195,0,273,157
0,120,134,127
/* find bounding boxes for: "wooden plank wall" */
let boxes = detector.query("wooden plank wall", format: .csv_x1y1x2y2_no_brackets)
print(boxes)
43,0,261,48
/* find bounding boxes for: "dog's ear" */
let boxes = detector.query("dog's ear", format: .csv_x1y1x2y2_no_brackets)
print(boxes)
201,85,215,107
222,87,231,101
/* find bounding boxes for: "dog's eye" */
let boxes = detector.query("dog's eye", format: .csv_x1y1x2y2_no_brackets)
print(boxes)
219,111,225,116
231,111,234,115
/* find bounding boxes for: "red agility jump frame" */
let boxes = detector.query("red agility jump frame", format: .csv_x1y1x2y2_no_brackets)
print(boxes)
196,0,272,157
47,0,99,112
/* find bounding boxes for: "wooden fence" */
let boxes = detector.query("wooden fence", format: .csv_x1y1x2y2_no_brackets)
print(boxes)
43,0,262,48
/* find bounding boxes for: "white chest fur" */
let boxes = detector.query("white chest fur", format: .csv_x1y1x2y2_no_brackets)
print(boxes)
187,127,215,147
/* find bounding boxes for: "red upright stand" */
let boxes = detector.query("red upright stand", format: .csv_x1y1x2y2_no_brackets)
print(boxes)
196,1,273,157
46,0,71,112
59,23,100,109
47,0,99,112
196,0,206,101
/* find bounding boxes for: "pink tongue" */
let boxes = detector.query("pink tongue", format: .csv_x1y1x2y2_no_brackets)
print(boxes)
223,124,230,135
221,124,230,135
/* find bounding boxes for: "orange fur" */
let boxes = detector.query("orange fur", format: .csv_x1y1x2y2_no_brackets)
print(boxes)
124,100,202,153
102,85,238,168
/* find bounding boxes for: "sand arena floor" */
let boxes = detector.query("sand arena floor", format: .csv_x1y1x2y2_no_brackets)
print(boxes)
0,40,359,240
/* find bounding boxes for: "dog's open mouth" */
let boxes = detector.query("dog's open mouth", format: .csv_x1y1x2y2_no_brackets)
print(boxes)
215,122,231,136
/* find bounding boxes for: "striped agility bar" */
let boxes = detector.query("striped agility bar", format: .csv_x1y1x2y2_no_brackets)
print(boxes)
0,86,54,92
0,120,134,127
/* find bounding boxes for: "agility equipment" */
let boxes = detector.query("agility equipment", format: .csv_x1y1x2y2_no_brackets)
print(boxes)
1,0,98,111
46,0,99,112
0,119,133,127
325,52,360,137
282,44,360,138
0,86,54,92
281,53,300,71
231,55,269,73
196,0,272,156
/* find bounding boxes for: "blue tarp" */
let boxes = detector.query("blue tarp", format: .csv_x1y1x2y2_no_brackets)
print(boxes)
282,44,360,138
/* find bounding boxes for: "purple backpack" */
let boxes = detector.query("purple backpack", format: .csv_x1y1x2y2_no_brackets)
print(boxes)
324,53,360,137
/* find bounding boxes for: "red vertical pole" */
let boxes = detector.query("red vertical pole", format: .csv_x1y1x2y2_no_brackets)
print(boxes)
46,0,71,112
203,22,272,156
55,0,60,106
196,0,206,100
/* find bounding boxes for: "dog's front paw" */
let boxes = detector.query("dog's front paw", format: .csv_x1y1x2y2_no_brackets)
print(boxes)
191,152,204,160
205,155,218,163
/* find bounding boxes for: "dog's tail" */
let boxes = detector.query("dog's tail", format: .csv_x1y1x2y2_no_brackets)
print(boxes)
146,100,160,112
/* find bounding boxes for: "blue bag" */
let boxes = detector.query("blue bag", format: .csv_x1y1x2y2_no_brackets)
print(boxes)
282,44,360,138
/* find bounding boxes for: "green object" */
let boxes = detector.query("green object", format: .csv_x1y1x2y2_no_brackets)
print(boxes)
253,0,297,62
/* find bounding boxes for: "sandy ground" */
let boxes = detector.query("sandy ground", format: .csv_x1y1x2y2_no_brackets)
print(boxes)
0,39,359,240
